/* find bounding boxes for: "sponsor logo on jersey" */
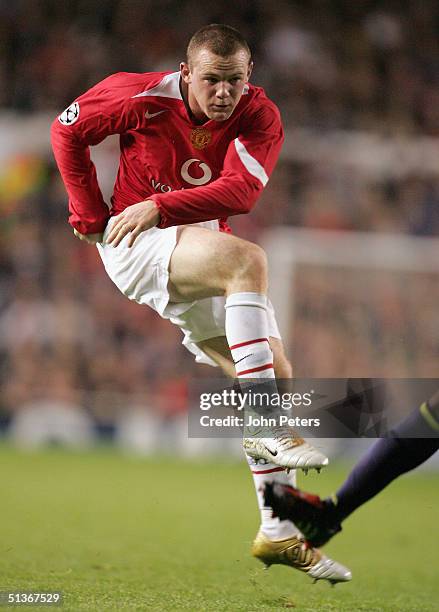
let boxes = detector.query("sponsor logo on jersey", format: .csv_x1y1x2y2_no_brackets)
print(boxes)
180,159,212,186
150,159,213,191
190,127,211,150
151,178,173,193
58,102,80,126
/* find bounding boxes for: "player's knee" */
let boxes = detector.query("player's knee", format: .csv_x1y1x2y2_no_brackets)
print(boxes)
236,243,268,284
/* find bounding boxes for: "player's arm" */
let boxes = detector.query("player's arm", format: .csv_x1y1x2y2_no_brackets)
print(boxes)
50,73,141,239
107,102,283,247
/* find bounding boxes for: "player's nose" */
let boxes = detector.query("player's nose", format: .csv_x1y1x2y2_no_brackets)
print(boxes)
215,82,231,99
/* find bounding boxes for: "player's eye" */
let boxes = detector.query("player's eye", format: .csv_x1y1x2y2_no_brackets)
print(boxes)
205,78,218,84
229,78,240,85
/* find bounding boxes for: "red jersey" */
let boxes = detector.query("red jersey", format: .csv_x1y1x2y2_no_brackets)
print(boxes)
51,71,284,235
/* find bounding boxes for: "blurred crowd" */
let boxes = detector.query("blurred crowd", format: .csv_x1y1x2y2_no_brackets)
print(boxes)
3,0,439,237
1,0,438,443
0,170,210,444
290,266,439,378
2,0,439,136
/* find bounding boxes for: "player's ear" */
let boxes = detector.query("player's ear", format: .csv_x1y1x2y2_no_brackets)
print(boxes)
180,62,191,84
245,61,253,82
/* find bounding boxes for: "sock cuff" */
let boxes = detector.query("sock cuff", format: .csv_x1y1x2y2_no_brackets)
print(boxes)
225,292,267,310
420,402,439,432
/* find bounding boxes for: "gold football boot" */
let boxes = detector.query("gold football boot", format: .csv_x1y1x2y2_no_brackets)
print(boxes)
252,529,352,585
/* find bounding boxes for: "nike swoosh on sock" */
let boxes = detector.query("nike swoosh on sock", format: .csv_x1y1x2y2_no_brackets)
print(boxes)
233,354,253,365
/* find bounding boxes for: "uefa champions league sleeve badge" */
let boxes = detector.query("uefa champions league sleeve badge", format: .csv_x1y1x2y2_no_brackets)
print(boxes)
58,102,80,126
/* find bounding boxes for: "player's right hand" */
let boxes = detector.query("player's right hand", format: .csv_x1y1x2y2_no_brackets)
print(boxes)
106,199,160,248
73,228,104,244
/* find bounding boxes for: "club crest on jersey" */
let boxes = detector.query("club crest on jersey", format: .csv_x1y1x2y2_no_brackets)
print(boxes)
58,102,80,126
190,127,211,150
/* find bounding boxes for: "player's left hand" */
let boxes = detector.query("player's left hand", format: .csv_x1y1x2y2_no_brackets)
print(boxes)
106,200,160,248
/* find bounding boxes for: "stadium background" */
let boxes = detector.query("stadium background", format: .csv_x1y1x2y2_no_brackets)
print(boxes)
1,2,438,611
1,0,438,452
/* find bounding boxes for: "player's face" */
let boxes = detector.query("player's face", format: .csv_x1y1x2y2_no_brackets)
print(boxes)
181,48,252,122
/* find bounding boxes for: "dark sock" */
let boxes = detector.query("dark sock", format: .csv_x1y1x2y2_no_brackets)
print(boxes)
328,402,439,522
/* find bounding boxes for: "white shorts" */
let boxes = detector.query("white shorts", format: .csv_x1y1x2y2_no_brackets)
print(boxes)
97,218,281,367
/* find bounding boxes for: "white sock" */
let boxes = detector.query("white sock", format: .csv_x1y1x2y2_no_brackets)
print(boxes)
226,292,297,539
225,292,275,379
247,455,299,540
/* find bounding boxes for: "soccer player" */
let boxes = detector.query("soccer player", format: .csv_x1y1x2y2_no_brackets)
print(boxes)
264,392,439,547
51,24,350,583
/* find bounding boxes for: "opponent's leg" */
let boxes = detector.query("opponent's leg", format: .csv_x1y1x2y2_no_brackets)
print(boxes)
330,395,439,523
265,394,439,547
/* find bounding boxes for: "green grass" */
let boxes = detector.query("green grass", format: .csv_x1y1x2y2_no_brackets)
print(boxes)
0,445,438,611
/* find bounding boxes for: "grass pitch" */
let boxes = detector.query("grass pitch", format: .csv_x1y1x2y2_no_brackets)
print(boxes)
0,445,438,611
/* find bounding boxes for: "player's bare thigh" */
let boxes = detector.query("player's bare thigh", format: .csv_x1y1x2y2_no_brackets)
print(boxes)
197,335,293,379
167,226,268,302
